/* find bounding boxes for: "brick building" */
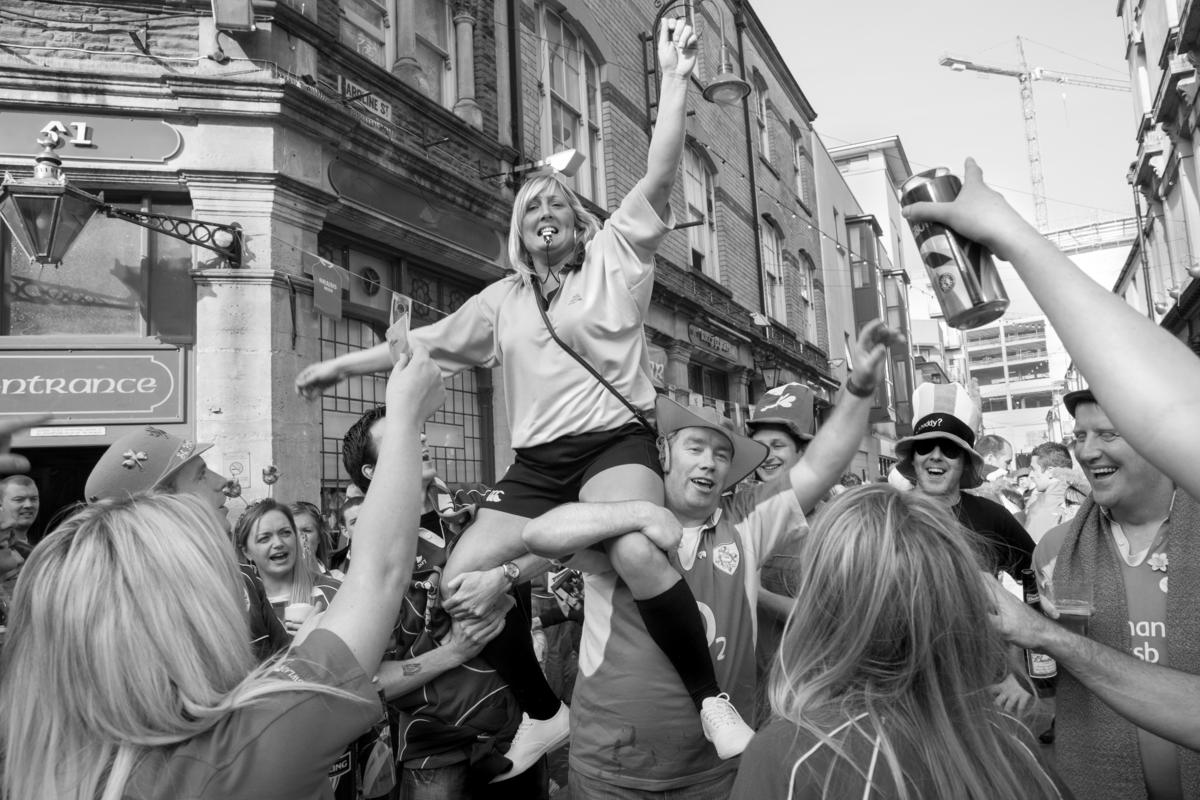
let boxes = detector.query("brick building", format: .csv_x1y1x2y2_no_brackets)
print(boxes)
0,0,834,528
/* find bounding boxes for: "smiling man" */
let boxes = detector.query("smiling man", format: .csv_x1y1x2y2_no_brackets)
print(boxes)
895,383,1036,718
1031,389,1200,800
0,476,39,559
896,382,1034,582
521,321,891,799
84,427,287,661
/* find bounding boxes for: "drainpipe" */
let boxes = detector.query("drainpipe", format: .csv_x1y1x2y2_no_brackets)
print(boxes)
732,0,767,316
1132,183,1155,318
506,0,525,160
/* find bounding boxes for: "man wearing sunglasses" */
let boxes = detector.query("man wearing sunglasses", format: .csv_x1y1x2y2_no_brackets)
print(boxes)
895,383,1035,583
895,383,1037,719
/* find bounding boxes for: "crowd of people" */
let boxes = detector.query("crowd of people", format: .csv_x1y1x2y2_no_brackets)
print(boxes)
3,16,1200,800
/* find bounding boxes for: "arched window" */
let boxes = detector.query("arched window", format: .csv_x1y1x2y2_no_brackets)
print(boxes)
540,6,605,203
761,217,786,323
683,144,720,281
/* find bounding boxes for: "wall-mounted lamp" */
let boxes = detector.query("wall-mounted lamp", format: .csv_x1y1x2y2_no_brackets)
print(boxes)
0,134,242,267
1168,284,1183,300
480,148,586,181
1154,297,1170,315
754,352,783,388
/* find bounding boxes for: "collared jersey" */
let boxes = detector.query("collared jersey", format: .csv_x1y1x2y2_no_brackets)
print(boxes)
410,187,673,449
1036,512,1181,800
569,479,806,791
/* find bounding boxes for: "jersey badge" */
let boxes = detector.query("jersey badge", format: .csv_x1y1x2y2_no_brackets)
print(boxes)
713,542,740,576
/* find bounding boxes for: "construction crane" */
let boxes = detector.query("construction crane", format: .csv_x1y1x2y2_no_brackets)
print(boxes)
940,37,1131,232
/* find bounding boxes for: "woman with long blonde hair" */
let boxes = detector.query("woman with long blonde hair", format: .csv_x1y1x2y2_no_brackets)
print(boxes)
0,350,444,800
731,484,1071,800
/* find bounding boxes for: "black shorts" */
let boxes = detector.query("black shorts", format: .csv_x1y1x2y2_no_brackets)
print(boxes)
481,423,662,519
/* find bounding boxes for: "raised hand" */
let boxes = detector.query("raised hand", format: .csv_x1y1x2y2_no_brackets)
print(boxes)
0,415,51,474
901,158,1035,262
658,16,699,79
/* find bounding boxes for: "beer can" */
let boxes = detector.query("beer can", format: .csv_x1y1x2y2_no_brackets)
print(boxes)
900,168,1009,330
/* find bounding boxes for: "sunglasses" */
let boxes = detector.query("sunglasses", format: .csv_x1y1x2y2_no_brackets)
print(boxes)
913,439,963,460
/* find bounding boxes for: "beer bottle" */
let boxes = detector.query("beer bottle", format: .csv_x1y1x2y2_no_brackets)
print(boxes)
1021,568,1058,682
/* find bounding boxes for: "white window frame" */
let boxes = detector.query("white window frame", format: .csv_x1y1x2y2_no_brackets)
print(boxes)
684,145,720,282
414,0,455,107
799,251,817,342
762,221,786,324
791,131,808,203
540,6,605,204
754,73,771,161
340,0,392,69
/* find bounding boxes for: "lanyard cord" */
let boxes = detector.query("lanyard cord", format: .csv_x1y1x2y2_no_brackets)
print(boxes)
532,244,655,434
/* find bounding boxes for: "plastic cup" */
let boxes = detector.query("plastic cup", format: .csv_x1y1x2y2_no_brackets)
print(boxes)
1054,599,1092,638
285,602,316,626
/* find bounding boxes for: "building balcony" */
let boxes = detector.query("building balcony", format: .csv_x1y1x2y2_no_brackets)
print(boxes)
1181,0,1200,52
1153,52,1195,126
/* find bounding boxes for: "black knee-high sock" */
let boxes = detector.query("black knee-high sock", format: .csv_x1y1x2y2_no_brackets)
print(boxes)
481,602,561,720
635,579,721,712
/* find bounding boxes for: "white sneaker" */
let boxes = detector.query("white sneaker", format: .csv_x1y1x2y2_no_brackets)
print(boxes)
700,693,754,759
491,702,571,783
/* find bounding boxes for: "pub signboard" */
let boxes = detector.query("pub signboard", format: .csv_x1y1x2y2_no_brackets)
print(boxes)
0,347,185,425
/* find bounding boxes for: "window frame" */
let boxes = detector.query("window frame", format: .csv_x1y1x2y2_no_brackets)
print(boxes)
753,72,771,161
683,145,720,281
761,219,786,324
539,5,605,204
413,0,455,106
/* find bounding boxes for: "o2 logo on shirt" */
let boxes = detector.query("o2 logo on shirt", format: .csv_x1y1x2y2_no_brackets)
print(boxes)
696,601,727,661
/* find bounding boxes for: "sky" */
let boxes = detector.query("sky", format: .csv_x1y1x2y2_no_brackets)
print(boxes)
752,0,1135,232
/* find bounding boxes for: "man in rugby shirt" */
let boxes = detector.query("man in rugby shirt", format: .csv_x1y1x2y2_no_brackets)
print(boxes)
520,321,892,799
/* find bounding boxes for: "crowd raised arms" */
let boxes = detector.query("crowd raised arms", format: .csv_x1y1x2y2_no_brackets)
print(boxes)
4,42,1200,798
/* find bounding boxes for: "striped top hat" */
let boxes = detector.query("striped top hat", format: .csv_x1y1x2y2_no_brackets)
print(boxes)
895,382,986,489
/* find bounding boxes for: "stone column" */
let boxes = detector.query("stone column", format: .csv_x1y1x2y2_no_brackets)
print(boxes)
188,178,334,510
665,342,692,398
452,0,483,127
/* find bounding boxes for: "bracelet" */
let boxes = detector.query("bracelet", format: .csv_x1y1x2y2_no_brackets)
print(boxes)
845,374,876,398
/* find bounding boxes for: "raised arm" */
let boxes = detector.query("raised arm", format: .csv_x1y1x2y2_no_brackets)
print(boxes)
787,320,895,511
904,159,1200,500
987,578,1200,749
522,500,681,560
635,17,698,217
316,348,445,674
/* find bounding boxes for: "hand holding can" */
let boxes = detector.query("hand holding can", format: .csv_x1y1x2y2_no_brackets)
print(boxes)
900,167,1009,330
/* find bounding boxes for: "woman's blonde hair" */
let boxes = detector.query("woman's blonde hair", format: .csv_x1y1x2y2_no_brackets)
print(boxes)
234,498,316,605
0,493,364,800
506,172,601,281
769,485,1058,800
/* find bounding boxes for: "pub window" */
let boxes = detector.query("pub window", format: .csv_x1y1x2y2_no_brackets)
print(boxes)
1,195,196,342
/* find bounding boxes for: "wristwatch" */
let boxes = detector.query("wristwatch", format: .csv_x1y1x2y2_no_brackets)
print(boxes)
500,561,521,586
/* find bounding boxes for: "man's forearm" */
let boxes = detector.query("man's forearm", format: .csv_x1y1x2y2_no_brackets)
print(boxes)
376,646,469,700
523,501,654,559
1041,624,1200,750
788,389,871,511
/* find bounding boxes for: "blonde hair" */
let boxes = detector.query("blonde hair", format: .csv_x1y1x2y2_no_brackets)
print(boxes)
506,172,601,281
769,485,1058,800
0,493,365,800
